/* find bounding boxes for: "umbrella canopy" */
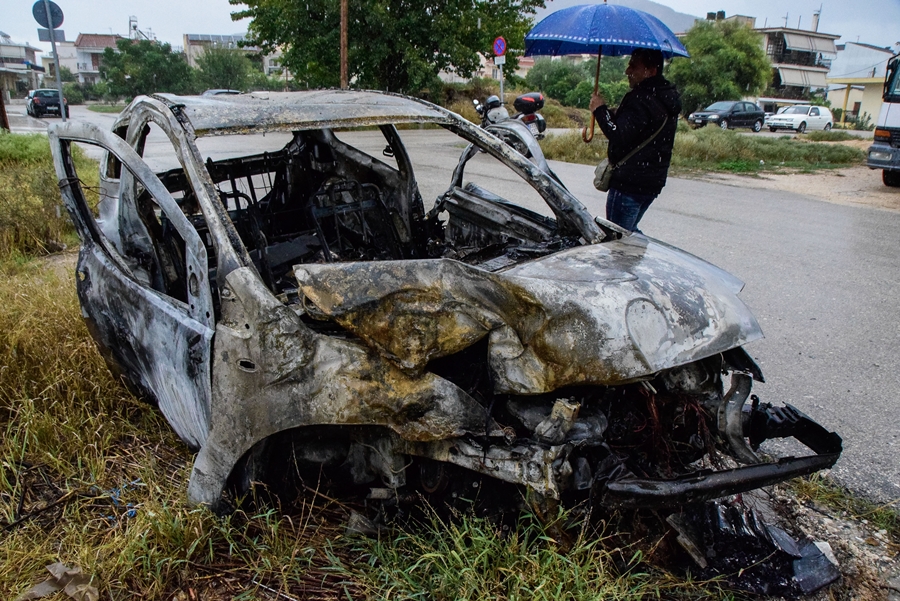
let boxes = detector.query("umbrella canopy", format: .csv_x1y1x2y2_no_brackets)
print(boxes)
525,3,689,58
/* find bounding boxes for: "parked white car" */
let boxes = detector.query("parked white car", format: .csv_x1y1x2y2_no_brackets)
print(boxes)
767,105,834,133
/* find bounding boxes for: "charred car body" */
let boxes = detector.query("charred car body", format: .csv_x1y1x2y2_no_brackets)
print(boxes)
48,91,841,511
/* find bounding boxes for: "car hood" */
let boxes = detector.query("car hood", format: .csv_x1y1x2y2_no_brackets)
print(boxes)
294,235,762,394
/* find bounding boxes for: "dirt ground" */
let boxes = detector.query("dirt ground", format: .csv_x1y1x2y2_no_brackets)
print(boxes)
692,139,900,213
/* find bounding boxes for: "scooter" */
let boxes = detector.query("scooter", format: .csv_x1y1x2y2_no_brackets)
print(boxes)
472,92,561,184
474,92,548,137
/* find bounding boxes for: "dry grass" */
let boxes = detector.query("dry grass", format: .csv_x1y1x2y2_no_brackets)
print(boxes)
0,132,98,258
0,257,364,600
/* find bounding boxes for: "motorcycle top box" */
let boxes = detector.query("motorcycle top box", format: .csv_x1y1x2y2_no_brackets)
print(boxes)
514,92,545,114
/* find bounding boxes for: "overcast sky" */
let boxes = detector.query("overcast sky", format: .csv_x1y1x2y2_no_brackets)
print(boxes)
4,0,899,56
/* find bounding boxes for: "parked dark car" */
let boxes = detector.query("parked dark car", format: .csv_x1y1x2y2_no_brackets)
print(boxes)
26,89,69,118
688,101,765,132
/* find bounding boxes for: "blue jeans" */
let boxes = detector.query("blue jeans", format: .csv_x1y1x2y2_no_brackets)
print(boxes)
606,188,658,233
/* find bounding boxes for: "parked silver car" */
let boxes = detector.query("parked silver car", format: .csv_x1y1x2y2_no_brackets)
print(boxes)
47,91,841,511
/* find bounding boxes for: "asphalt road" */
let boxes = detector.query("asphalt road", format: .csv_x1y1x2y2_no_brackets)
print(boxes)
11,104,900,503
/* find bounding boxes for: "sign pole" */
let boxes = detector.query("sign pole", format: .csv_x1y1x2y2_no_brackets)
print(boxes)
41,0,66,122
492,36,507,106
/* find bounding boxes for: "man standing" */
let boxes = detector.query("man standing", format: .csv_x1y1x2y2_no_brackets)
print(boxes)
589,48,681,233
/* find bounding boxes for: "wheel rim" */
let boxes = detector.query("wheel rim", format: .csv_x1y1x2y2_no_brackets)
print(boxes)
798,122,806,133
753,120,762,132
720,120,728,130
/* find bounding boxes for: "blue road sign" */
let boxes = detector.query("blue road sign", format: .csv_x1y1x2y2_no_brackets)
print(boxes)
493,36,506,56
32,1,64,30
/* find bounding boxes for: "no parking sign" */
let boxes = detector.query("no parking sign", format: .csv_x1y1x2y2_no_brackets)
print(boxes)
493,36,506,56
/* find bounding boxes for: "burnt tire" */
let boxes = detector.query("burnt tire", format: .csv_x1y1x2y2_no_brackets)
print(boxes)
752,119,763,132
797,122,807,134
719,119,729,130
884,170,900,187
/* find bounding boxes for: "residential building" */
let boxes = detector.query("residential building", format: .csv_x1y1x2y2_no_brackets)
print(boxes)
68,34,122,84
0,31,42,97
40,40,77,82
826,42,896,124
755,24,839,105
184,33,285,79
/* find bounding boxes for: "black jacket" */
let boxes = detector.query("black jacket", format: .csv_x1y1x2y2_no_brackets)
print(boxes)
592,74,681,196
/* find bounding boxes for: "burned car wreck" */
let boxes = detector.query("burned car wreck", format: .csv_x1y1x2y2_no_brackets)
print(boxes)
48,90,841,512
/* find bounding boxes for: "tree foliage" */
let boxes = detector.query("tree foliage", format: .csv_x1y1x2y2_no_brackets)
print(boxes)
667,20,770,115
99,38,195,98
524,56,629,109
230,0,544,94
196,46,253,91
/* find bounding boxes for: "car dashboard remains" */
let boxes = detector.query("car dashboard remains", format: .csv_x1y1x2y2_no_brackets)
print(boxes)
47,91,841,517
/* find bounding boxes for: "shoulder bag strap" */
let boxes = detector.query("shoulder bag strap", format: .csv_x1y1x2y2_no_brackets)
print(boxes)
610,115,668,169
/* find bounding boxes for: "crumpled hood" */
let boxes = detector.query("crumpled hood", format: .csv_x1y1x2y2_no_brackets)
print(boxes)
294,235,762,394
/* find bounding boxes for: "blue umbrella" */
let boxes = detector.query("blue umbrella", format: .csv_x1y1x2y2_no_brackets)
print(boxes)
525,3,689,141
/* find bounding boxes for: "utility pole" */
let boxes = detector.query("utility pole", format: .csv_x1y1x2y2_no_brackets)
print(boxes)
340,0,348,89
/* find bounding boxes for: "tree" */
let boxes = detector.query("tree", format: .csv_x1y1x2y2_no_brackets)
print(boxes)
99,38,196,99
196,46,253,91
230,0,544,94
667,20,770,115
58,66,77,82
525,56,629,109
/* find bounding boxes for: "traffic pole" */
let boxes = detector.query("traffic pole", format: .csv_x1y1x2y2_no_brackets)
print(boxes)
42,0,66,122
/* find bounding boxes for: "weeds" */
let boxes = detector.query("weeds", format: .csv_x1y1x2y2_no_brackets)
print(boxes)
805,130,859,142
790,474,900,544
539,126,866,174
346,507,733,600
0,131,98,259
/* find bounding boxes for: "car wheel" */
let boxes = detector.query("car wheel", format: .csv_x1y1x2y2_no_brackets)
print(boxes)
719,119,729,130
797,122,806,134
769,127,777,132
884,170,900,187
824,123,832,131
752,119,762,132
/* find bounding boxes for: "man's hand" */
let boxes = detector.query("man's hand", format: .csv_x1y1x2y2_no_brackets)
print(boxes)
589,92,607,113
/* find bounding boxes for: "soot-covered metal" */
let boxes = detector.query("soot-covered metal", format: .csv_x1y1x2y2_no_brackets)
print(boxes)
48,90,841,512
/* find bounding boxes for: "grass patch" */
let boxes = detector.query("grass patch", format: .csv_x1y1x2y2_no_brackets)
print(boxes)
0,131,98,259
350,508,734,600
805,130,859,142
87,104,126,114
539,126,866,174
790,474,900,543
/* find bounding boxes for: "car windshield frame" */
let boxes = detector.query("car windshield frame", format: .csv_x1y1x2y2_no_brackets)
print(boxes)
782,106,812,115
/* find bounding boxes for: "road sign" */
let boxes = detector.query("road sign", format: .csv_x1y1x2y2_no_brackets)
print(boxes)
38,28,65,42
494,55,506,66
32,0,64,29
493,36,506,57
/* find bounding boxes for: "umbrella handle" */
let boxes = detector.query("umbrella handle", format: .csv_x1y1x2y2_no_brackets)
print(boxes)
582,46,603,144
582,117,595,143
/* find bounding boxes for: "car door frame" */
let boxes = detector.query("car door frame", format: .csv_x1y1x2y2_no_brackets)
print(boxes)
48,121,215,450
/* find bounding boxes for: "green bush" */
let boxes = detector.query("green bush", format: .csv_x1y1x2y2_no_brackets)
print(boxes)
0,132,98,258
62,82,84,105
